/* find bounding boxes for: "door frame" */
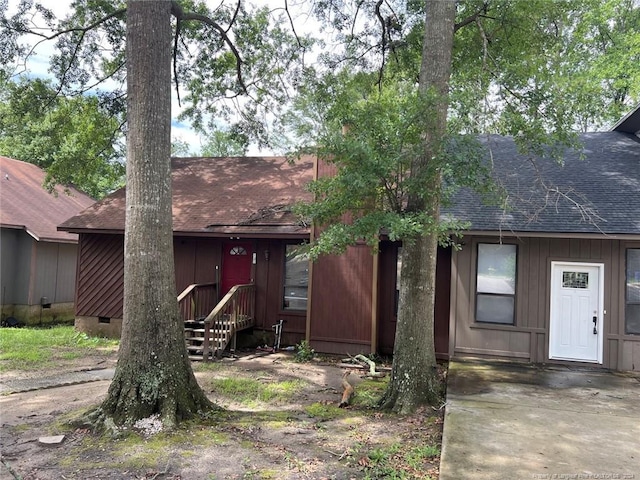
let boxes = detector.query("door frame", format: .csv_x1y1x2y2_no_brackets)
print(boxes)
549,261,604,364
220,240,255,296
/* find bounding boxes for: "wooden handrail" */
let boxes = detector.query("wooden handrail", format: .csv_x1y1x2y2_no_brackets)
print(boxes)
177,282,216,303
202,283,253,323
177,282,217,323
202,284,255,360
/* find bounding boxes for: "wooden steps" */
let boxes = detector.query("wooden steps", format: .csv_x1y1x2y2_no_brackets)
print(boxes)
184,316,253,360
180,283,256,361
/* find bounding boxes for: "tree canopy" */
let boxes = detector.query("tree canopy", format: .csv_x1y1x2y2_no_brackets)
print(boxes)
0,77,125,198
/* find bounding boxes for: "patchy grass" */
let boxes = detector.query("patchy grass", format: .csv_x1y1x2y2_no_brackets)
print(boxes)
304,402,347,420
2,353,445,479
358,441,440,479
0,326,118,372
58,416,232,472
351,377,389,408
191,360,225,372
211,376,306,406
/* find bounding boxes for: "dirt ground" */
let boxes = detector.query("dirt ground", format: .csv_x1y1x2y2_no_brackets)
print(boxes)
0,349,443,480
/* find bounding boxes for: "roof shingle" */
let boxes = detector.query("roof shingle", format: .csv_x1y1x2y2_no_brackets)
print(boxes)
0,156,95,243
444,132,640,236
60,156,315,236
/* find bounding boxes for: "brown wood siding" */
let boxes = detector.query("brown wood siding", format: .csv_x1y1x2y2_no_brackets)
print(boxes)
76,233,124,319
377,242,399,354
376,242,451,357
76,234,307,344
174,238,221,296
309,245,374,353
308,159,375,353
452,235,640,371
174,238,197,294
252,239,307,346
434,246,451,356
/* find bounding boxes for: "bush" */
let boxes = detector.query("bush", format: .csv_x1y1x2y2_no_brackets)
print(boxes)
294,340,315,362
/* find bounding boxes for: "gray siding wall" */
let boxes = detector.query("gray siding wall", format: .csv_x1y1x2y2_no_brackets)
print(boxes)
1,228,78,307
451,236,640,371
33,241,78,304
1,228,32,305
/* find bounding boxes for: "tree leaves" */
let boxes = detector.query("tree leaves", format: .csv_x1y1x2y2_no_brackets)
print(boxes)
0,77,125,198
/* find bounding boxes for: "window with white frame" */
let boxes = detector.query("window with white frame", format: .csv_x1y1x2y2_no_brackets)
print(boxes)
626,248,640,335
475,243,517,324
283,245,309,311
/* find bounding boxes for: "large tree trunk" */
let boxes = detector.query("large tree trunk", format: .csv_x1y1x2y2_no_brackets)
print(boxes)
98,0,215,428
379,0,456,414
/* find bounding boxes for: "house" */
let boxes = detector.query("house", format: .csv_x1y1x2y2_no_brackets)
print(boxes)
444,128,640,371
59,156,316,342
0,156,95,325
59,105,640,371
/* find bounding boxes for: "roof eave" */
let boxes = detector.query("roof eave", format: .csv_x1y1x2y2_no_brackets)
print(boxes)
455,230,640,241
611,102,640,134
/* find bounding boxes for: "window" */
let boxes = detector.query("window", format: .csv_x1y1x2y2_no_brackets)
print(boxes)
283,245,309,310
476,243,517,324
626,248,640,335
562,272,589,289
230,246,247,255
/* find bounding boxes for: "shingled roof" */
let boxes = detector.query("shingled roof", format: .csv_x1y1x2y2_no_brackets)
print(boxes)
612,101,640,134
59,156,315,237
444,132,640,236
0,156,95,243
58,132,639,239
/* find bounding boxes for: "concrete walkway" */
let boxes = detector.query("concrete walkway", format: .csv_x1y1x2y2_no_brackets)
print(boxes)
440,360,640,480
0,368,114,395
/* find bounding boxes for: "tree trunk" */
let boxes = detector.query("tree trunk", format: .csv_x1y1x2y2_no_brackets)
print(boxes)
98,0,215,428
379,0,456,414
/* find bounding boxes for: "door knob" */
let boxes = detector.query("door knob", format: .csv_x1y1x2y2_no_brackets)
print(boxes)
593,315,597,335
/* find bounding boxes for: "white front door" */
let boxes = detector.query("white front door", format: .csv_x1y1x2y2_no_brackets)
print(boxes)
549,262,603,363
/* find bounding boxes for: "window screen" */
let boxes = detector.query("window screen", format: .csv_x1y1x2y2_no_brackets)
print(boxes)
283,245,309,311
476,243,517,324
626,249,640,335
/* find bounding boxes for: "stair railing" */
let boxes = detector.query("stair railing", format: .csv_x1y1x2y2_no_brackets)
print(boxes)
177,282,217,322
202,284,255,360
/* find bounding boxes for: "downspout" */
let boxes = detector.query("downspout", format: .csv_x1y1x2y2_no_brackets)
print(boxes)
448,247,458,359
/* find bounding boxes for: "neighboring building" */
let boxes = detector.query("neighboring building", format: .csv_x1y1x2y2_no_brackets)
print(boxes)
59,105,640,372
0,156,95,325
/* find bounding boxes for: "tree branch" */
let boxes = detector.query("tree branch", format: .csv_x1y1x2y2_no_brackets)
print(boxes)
173,11,182,106
171,1,247,94
283,0,303,49
11,8,126,41
374,0,386,89
11,8,126,96
454,2,489,32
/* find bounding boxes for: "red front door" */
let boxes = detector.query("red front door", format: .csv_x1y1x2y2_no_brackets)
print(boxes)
220,241,253,296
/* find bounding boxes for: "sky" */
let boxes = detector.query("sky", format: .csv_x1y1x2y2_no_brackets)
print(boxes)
5,0,318,155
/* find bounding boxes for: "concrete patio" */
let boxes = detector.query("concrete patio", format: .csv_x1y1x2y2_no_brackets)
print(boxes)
440,359,640,480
